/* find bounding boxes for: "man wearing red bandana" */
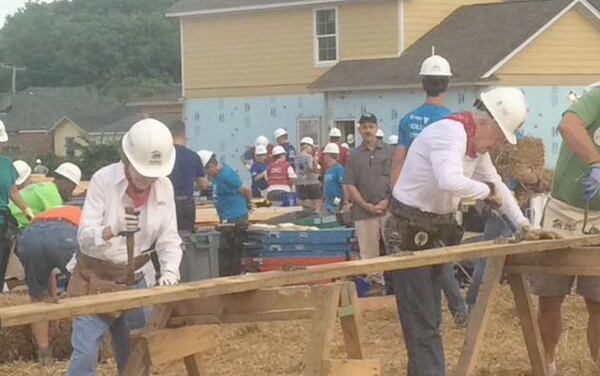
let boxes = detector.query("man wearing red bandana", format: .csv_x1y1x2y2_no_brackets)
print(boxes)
385,87,560,376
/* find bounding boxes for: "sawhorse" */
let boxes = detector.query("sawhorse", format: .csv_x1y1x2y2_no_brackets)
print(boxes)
124,281,381,376
456,246,600,376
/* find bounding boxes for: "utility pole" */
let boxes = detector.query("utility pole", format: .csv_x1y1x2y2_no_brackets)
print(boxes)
0,64,26,94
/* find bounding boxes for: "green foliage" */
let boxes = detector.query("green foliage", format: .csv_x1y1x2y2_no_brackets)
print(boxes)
35,152,66,172
0,0,180,98
73,141,122,180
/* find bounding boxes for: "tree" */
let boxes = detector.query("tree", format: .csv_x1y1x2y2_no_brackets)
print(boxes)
0,0,180,99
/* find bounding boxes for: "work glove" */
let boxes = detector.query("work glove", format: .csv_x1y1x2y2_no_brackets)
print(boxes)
483,182,503,208
518,225,562,241
24,207,35,222
157,271,178,286
111,210,140,236
582,166,600,203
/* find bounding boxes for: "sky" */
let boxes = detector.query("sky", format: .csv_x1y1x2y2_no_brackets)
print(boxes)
0,0,54,28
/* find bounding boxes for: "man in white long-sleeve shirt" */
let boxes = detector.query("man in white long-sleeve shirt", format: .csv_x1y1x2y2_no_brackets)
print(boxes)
385,87,559,376
67,118,182,376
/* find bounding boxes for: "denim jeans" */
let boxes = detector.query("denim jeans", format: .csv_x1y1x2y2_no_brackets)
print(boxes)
67,281,149,376
465,216,513,307
442,263,468,319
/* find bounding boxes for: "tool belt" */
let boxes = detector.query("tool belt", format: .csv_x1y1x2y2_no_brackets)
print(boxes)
67,253,150,298
389,199,464,251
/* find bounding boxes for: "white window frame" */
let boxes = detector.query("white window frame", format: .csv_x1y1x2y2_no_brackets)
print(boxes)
313,7,339,67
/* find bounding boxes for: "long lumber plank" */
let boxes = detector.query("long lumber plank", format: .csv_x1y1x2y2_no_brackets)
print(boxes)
1,235,600,327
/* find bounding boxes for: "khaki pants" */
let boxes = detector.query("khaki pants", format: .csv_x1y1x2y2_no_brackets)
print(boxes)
529,198,600,301
354,215,388,284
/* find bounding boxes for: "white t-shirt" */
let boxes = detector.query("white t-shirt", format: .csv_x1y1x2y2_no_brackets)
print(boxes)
392,119,528,228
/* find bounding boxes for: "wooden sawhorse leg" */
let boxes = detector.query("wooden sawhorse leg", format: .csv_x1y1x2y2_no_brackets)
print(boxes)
456,256,506,376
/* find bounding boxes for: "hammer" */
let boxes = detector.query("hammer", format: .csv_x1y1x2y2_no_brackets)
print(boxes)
125,207,137,286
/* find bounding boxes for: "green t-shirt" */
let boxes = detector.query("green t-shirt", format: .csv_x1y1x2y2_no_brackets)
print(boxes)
552,88,600,209
0,156,18,225
9,182,64,227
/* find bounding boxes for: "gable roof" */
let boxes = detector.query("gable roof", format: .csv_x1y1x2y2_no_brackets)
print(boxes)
0,87,134,133
95,113,180,134
167,0,351,17
311,0,599,91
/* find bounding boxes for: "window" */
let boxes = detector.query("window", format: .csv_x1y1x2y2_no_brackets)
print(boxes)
66,137,76,158
298,118,321,148
315,8,338,65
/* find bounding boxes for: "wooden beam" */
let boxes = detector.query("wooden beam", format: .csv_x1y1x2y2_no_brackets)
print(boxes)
455,256,506,376
140,325,215,366
338,283,364,359
2,235,600,327
507,247,600,268
508,274,549,376
184,353,205,376
505,265,600,276
322,359,381,376
168,309,313,326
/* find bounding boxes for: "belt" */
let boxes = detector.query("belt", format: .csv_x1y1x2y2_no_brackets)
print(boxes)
391,199,455,223
77,253,150,284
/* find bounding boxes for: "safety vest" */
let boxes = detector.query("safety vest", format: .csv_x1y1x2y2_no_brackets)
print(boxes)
32,206,82,227
267,160,291,187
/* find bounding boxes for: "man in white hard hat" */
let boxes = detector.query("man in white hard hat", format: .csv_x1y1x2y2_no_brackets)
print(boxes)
32,158,49,176
376,129,384,142
167,119,209,231
344,113,393,294
250,145,269,198
9,162,81,228
387,135,398,145
530,86,600,374
389,54,469,327
13,160,32,189
385,87,559,376
240,135,272,170
199,150,252,276
67,118,183,375
274,128,296,165
266,145,297,205
322,143,346,215
318,128,349,181
295,137,321,211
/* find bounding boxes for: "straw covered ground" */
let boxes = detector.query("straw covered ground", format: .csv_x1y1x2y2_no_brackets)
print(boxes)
0,284,596,375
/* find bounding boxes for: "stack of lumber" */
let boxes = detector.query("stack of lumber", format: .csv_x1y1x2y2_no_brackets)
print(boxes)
195,205,303,226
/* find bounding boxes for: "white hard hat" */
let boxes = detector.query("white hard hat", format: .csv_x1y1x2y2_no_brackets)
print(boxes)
323,143,340,154
376,129,384,138
346,134,355,144
388,135,399,144
254,145,267,156
341,143,350,150
13,160,31,186
35,159,42,164
197,150,215,167
585,81,600,92
0,120,7,143
272,145,286,156
122,118,176,177
300,137,315,147
274,128,287,139
54,162,81,186
419,55,452,77
329,128,342,138
479,87,528,145
255,135,269,148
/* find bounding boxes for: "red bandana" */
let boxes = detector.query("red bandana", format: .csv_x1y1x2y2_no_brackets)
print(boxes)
448,112,478,158
124,167,151,209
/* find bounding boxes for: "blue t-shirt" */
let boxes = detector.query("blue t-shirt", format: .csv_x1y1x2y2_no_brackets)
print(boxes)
281,143,296,165
169,145,205,199
398,104,452,148
324,164,345,214
214,164,249,222
250,161,269,198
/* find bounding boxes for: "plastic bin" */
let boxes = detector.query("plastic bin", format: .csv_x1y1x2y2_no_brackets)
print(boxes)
179,231,220,282
248,228,355,245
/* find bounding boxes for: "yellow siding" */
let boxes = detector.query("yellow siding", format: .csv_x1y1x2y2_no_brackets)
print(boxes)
497,8,600,84
182,1,398,98
53,120,87,157
339,1,398,60
403,0,499,48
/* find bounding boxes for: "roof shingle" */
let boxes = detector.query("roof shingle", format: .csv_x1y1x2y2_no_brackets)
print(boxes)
311,0,575,91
